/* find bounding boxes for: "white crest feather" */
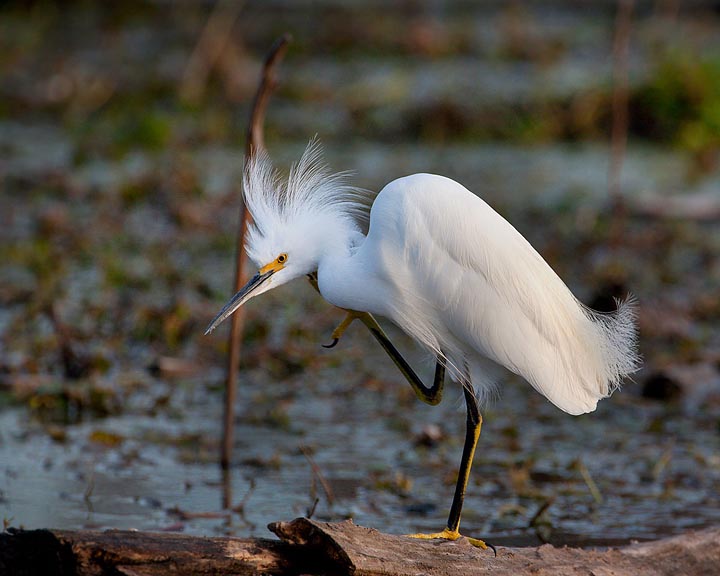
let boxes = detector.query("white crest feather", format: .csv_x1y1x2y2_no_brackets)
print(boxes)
243,138,373,249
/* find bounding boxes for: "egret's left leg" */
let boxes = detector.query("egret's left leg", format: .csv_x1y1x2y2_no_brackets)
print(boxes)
407,384,492,551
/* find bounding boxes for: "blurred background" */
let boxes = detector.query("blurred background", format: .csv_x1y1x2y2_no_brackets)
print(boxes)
1,0,719,546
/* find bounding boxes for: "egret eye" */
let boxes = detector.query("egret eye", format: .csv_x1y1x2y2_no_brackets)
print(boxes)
277,253,288,264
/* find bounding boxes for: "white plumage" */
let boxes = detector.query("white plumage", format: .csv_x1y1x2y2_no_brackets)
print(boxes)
226,140,639,416
329,173,639,414
205,139,640,547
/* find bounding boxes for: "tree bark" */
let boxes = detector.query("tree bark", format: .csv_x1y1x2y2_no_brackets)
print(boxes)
1,518,718,576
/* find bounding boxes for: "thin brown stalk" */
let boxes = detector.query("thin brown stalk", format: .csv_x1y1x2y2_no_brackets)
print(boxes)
300,445,335,507
180,0,246,104
529,496,555,527
576,459,603,504
221,34,292,471
244,34,292,159
306,497,320,519
608,0,634,242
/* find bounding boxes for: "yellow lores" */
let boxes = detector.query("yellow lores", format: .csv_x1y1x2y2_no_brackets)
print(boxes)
259,252,288,275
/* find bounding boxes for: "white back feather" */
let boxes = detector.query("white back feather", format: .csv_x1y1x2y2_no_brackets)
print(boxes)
356,173,640,414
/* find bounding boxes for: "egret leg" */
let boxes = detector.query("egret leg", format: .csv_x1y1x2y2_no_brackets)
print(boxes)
308,274,443,401
357,311,444,405
356,312,489,549
406,383,492,551
319,306,444,405
322,310,363,348
304,276,484,546
447,385,487,547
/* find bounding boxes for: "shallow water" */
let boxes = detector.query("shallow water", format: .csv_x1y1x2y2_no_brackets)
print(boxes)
2,309,719,546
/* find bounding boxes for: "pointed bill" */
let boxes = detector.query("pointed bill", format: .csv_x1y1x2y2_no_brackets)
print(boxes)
205,269,275,335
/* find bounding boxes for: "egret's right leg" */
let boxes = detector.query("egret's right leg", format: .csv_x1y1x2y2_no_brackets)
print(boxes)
322,310,363,349
445,384,487,545
357,312,444,405
320,308,445,405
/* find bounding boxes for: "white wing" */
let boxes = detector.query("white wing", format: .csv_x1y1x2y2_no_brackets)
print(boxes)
362,174,638,415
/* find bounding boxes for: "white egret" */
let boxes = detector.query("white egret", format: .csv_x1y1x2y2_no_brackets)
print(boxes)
206,140,639,549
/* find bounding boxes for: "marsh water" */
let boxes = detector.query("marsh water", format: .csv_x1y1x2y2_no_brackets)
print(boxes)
1,1,720,548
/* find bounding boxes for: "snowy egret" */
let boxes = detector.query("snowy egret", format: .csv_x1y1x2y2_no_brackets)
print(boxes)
206,140,639,549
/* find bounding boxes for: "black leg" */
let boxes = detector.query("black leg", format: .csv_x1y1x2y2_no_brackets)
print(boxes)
304,285,490,550
446,382,482,533
358,312,444,405
358,313,488,548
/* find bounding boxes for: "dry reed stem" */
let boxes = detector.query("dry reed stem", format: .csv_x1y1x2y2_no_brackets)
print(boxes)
221,35,292,472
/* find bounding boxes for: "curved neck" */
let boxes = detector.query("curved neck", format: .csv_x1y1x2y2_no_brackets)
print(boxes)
316,231,371,312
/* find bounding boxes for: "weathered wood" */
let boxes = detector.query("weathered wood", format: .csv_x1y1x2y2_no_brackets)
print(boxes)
1,519,719,576
0,528,315,576
270,518,720,576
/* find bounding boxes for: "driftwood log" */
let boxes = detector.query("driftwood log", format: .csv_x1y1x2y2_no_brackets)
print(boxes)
1,518,718,576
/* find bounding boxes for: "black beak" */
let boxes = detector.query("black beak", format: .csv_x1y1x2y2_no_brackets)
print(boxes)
204,269,275,335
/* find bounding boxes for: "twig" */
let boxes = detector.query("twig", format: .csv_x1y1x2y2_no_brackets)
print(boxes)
232,477,256,514
576,459,603,504
221,34,292,470
45,304,90,380
529,496,555,527
300,445,335,507
608,0,634,243
651,445,674,481
306,497,320,519
221,466,233,510
180,0,246,104
244,34,292,159
232,478,258,532
83,468,95,513
529,496,556,544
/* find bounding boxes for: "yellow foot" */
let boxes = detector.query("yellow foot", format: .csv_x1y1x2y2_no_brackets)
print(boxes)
406,528,492,551
322,310,362,348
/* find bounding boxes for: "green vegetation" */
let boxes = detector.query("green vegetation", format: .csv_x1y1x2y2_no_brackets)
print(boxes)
633,55,720,168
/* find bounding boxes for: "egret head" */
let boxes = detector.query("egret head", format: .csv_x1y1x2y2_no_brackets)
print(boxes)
205,139,372,335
